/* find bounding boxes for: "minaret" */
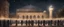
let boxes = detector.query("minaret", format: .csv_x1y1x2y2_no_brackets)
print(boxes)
0,0,9,18
49,5,54,19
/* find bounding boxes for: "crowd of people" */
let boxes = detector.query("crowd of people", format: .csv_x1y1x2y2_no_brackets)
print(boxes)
0,20,64,27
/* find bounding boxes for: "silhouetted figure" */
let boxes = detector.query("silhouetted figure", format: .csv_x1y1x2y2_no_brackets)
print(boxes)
25,20,27,26
59,20,63,26
57,20,60,26
28,20,30,26
16,20,18,26
7,20,10,27
38,20,41,27
0,20,1,27
1,20,4,27
48,20,52,26
21,20,23,25
3,20,5,27
31,20,34,26
9,20,12,26
43,20,45,26
38,20,40,26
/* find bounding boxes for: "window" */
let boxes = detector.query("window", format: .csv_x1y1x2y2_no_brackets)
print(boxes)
26,15,28,19
22,15,25,19
42,15,43,18
30,15,32,19
33,15,36,18
37,15,40,18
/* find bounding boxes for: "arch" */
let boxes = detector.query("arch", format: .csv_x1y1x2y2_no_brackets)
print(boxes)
30,15,32,19
26,15,28,19
37,15,40,18
22,15,25,19
33,15,36,18
42,15,44,18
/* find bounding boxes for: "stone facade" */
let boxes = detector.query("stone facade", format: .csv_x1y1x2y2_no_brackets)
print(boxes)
0,0,9,18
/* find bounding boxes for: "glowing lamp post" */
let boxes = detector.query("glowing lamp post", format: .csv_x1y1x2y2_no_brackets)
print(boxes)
49,5,54,19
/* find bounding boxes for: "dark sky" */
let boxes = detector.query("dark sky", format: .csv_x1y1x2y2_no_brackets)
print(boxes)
9,0,64,13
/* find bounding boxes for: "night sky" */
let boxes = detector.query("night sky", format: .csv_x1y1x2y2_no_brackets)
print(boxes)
9,0,64,13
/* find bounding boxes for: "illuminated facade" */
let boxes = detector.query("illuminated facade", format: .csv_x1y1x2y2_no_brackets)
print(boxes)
16,5,48,19
0,0,9,18
16,11,48,19
49,5,54,19
0,0,64,27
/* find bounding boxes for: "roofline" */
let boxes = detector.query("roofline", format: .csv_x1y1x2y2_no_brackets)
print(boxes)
17,11,43,13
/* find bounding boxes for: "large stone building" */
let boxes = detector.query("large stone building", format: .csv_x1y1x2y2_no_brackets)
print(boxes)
16,5,48,19
0,0,9,18
17,11,48,19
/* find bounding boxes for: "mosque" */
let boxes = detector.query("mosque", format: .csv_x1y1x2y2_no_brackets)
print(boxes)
16,5,48,19
0,0,64,27
9,5,64,27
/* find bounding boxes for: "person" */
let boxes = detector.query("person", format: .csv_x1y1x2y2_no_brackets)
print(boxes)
0,20,1,27
21,20,23,26
25,20,27,26
16,20,18,26
43,20,45,26
31,20,34,26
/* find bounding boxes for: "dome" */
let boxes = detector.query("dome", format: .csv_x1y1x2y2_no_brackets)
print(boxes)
17,5,42,12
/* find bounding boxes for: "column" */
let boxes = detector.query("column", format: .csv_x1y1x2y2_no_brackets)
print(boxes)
49,10,53,19
49,5,53,19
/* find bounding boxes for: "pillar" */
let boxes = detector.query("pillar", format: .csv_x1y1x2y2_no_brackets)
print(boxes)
49,5,53,19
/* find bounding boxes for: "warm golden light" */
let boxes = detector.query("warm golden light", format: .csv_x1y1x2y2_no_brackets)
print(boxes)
49,5,53,11
49,5,54,19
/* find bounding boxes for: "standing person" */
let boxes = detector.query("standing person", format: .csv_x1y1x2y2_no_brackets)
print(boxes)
21,20,23,26
31,20,34,26
43,20,45,26
16,20,18,26
0,20,1,27
25,20,27,26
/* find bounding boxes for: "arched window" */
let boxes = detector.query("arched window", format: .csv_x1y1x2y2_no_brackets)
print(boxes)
22,15,25,19
26,15,28,19
42,15,44,18
33,15,36,18
18,15,19,18
37,15,40,18
30,15,32,19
